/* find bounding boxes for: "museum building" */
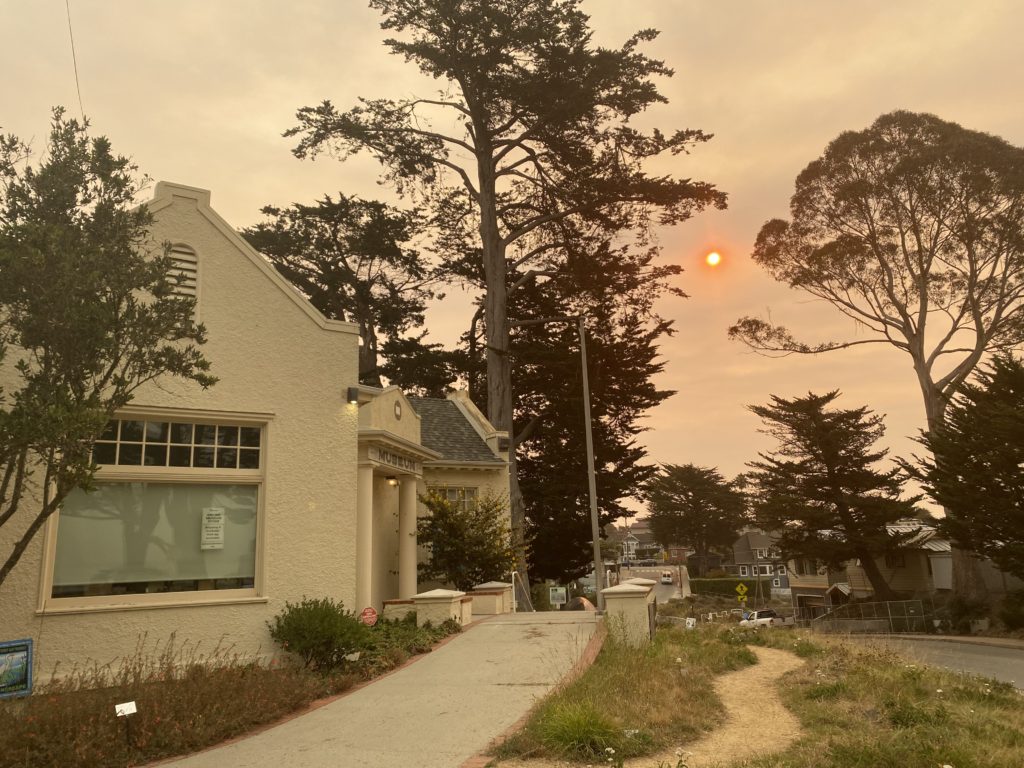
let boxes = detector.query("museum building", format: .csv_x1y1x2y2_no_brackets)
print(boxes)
0,182,509,679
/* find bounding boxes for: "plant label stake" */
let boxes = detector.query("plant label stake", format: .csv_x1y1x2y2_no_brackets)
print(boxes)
115,700,137,748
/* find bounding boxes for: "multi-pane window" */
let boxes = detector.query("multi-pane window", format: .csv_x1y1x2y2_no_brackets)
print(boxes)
427,486,478,512
93,419,261,470
739,565,748,577
50,416,264,603
885,551,907,569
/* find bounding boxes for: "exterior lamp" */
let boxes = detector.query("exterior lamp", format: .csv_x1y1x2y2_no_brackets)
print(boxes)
386,476,398,487
346,386,360,404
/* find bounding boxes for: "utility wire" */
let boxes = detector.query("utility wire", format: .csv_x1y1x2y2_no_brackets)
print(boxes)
65,0,85,119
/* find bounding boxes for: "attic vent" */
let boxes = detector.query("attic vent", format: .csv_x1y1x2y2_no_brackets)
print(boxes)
168,244,198,297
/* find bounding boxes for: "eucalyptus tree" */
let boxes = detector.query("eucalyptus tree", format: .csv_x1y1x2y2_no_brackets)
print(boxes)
288,0,725,578
910,355,1024,580
730,111,1024,598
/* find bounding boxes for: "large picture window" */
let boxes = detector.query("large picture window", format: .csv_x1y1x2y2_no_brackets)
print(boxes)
53,483,257,598
48,415,265,605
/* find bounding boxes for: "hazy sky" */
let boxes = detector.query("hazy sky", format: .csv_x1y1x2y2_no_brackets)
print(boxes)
4,1,1022,491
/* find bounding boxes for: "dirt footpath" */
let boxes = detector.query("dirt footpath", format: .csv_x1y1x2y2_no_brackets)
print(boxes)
635,646,804,768
501,645,804,768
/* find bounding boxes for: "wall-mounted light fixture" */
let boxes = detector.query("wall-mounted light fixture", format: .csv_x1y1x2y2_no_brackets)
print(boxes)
346,386,360,404
386,476,398,487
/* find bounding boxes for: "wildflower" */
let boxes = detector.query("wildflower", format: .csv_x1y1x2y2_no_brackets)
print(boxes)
936,689,943,694
606,747,616,754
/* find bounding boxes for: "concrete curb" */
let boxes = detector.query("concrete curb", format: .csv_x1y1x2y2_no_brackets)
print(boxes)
869,633,1024,650
460,615,607,768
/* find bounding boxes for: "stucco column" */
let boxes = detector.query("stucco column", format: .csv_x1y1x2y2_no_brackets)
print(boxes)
356,464,375,610
398,477,419,599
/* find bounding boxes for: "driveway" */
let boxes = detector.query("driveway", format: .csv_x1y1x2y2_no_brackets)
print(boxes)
161,612,600,768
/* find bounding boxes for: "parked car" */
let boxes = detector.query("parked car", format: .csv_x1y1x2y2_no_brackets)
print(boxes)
738,609,795,629
660,570,673,585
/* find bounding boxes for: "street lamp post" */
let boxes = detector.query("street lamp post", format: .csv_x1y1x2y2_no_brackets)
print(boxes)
509,315,605,610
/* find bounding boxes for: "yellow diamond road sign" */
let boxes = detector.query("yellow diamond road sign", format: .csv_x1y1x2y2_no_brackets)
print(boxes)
737,595,747,603
735,583,748,595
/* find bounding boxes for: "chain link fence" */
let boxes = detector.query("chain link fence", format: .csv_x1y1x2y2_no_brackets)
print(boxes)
811,599,940,634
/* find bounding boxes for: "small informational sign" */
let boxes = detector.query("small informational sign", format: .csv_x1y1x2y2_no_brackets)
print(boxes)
549,586,568,606
685,617,697,630
735,582,749,596
359,606,379,626
115,701,137,717
0,639,32,699
200,507,225,551
737,595,748,603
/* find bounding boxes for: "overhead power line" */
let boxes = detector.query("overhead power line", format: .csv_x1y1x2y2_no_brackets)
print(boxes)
65,0,85,119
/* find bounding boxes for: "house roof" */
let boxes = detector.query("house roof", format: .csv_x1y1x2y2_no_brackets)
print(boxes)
886,519,951,552
408,397,504,464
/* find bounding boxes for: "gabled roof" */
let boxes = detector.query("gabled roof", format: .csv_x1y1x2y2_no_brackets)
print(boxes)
408,397,504,464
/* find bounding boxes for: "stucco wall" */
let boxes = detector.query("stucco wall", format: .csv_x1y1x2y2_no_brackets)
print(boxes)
0,183,360,678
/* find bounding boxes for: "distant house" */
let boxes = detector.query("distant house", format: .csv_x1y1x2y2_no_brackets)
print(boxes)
785,519,982,618
730,529,790,597
605,519,663,564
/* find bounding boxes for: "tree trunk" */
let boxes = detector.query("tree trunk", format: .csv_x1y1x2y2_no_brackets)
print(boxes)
476,149,531,600
857,549,896,601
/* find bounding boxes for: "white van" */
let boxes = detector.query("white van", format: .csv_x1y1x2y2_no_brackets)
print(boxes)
660,570,673,584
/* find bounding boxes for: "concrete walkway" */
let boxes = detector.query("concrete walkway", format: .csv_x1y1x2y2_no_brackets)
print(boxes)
163,612,600,768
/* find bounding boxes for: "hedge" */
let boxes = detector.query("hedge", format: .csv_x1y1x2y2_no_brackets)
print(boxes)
689,578,774,599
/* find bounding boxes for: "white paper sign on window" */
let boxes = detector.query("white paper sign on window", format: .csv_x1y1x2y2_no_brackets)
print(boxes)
201,507,225,550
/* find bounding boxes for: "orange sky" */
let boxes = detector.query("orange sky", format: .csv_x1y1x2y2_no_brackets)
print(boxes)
4,1,1022,495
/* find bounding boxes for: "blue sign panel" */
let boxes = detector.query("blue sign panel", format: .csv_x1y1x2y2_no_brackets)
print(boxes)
0,639,33,699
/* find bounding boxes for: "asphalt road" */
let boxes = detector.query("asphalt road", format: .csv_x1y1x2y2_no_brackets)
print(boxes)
621,565,682,603
860,636,1024,688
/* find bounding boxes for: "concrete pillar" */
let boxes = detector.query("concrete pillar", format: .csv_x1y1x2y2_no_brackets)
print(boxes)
356,464,375,610
398,476,418,599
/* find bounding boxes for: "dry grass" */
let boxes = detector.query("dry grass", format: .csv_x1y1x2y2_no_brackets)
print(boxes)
730,632,1024,768
495,625,757,762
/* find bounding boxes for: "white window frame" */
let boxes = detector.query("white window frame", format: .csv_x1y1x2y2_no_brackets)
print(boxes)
38,407,271,615
772,578,781,588
739,565,748,577
427,485,479,513
777,564,786,575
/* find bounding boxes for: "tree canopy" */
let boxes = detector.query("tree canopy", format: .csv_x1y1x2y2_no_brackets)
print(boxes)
417,491,515,591
287,0,725,581
746,391,920,600
242,194,437,387
645,464,747,578
730,111,1024,431
911,355,1024,580
0,109,215,589
729,110,1024,601
513,232,682,582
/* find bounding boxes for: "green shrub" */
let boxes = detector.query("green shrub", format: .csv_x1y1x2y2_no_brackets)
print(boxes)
999,590,1024,630
267,597,371,671
536,700,621,759
689,577,770,598
949,595,990,634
